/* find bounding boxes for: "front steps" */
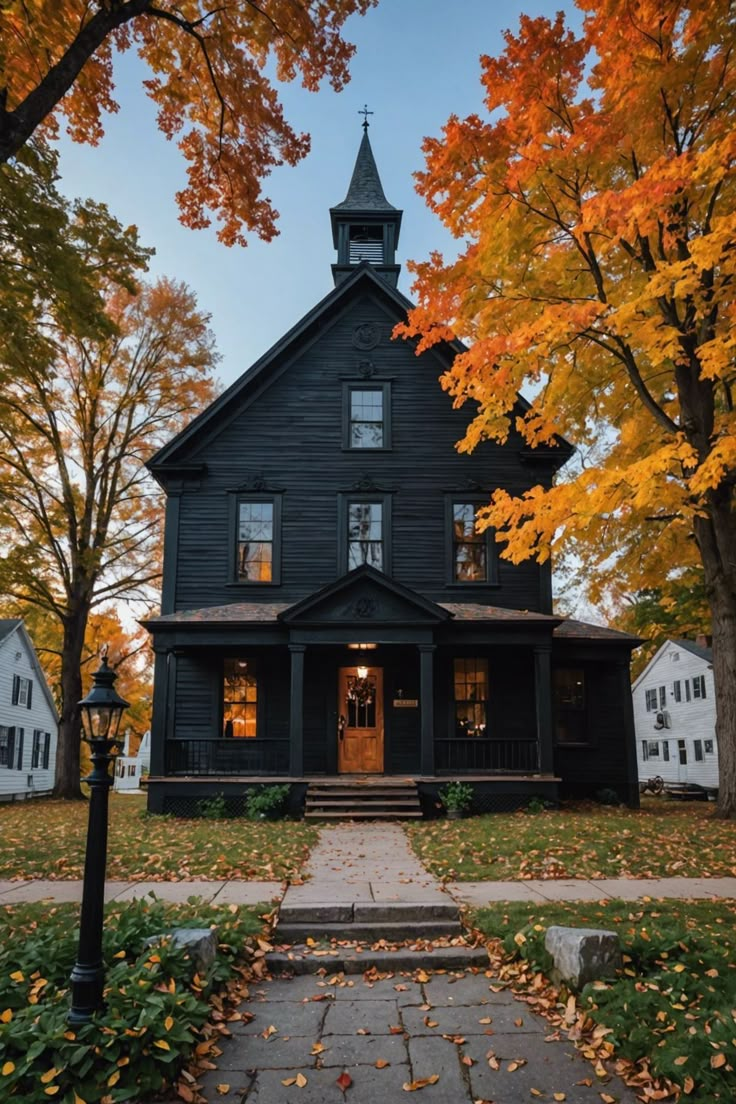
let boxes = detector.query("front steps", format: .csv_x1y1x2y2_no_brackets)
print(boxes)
304,778,422,819
268,900,488,975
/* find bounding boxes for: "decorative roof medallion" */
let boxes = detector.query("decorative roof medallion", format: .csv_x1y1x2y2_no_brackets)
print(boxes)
353,597,378,619
353,322,381,350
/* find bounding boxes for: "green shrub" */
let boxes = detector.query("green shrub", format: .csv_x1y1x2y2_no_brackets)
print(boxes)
197,793,229,819
244,784,291,820
0,896,263,1103
439,781,474,813
525,796,552,814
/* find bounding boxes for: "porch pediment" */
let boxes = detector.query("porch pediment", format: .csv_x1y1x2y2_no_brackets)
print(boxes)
279,565,452,626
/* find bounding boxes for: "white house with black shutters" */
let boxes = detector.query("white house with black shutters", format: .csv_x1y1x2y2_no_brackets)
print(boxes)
0,620,58,801
633,637,718,793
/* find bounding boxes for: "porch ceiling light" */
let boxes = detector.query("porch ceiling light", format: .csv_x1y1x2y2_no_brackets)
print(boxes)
356,665,369,680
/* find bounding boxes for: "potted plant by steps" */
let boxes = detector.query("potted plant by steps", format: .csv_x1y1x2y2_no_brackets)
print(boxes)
439,781,474,819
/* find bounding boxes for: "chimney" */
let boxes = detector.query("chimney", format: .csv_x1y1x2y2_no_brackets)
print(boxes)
695,633,712,648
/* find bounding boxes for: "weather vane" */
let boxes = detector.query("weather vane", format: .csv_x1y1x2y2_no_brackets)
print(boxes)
359,104,373,130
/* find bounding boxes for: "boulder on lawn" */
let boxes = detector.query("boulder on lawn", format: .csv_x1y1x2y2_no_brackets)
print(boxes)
544,925,622,990
145,927,218,973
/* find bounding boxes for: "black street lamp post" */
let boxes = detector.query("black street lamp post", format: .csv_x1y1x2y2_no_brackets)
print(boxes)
69,648,129,1025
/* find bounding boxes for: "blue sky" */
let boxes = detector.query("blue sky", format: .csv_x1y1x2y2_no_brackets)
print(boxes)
56,0,577,387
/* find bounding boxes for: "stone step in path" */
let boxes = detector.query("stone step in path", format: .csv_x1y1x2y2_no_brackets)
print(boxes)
193,823,641,1103
268,822,484,974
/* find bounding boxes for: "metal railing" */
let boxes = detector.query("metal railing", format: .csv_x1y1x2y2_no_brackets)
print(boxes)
165,739,290,776
435,738,540,774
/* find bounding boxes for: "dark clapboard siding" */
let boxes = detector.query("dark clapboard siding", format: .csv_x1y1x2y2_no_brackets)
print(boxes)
173,292,556,614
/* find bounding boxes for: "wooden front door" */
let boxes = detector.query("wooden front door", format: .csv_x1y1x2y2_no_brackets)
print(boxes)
338,666,384,773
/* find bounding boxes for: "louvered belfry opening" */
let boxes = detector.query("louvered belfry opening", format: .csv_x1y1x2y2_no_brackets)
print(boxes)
349,224,384,265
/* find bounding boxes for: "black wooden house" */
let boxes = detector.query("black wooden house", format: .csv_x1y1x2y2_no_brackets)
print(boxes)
143,128,639,816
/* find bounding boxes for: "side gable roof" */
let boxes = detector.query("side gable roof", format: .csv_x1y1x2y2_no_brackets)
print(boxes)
631,637,712,691
147,263,573,476
0,620,59,722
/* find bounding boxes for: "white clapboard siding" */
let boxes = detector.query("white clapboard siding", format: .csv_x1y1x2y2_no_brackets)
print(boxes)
0,623,59,800
632,640,718,791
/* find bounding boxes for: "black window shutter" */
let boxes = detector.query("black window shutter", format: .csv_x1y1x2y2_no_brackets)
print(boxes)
15,728,24,770
7,728,14,766
11,675,19,705
26,681,33,709
43,732,51,769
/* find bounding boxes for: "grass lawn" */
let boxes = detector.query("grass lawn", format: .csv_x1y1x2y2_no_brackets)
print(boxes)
0,896,266,1103
472,897,736,1102
0,793,319,881
407,797,736,880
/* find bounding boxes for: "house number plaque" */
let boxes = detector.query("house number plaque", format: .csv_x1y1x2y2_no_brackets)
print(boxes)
393,699,418,708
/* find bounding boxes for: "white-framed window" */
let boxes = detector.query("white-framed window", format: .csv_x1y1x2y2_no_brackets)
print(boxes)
659,685,667,708
692,674,707,699
647,740,660,758
704,739,715,756
11,675,33,708
645,689,658,712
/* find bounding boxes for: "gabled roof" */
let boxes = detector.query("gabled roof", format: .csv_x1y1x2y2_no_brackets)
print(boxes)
0,619,59,722
631,637,711,691
674,638,713,663
147,262,573,475
280,564,452,626
0,618,22,643
331,129,397,212
147,263,417,475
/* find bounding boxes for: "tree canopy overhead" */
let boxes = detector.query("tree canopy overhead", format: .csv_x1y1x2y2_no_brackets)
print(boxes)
0,0,375,244
399,0,736,815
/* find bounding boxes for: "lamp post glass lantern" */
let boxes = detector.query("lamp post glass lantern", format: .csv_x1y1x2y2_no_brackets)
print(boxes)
69,648,129,1024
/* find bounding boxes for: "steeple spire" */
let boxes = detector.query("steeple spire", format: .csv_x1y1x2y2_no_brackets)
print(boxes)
330,121,402,287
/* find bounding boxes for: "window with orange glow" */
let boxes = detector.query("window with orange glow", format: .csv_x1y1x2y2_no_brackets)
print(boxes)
223,660,257,738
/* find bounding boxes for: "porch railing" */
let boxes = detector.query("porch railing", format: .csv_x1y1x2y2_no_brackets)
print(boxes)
435,738,540,774
165,739,290,776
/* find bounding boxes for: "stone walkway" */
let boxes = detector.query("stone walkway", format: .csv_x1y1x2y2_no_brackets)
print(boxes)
2,872,735,906
194,825,640,1103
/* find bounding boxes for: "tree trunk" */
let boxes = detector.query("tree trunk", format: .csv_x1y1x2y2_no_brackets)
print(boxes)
693,498,736,818
52,603,91,800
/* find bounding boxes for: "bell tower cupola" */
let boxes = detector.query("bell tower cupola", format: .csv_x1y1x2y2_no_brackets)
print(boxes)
330,110,402,287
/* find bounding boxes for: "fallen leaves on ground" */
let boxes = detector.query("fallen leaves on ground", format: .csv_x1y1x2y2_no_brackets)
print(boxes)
0,794,318,881
406,799,736,881
403,1074,440,1091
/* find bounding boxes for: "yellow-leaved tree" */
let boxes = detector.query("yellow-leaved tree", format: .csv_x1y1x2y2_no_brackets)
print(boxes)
399,1,736,816
0,0,375,244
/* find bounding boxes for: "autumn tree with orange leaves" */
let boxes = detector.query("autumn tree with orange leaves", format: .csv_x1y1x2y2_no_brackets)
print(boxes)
0,277,217,799
0,0,375,245
400,1,736,816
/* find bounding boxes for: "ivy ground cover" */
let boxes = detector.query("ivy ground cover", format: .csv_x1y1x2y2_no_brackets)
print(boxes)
0,794,318,881
407,799,736,880
0,896,266,1103
473,898,736,1103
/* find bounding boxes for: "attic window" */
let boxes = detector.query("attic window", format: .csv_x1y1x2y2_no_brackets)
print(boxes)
343,384,391,450
349,225,383,264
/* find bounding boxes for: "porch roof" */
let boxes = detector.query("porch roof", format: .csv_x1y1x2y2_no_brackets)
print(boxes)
143,599,559,628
